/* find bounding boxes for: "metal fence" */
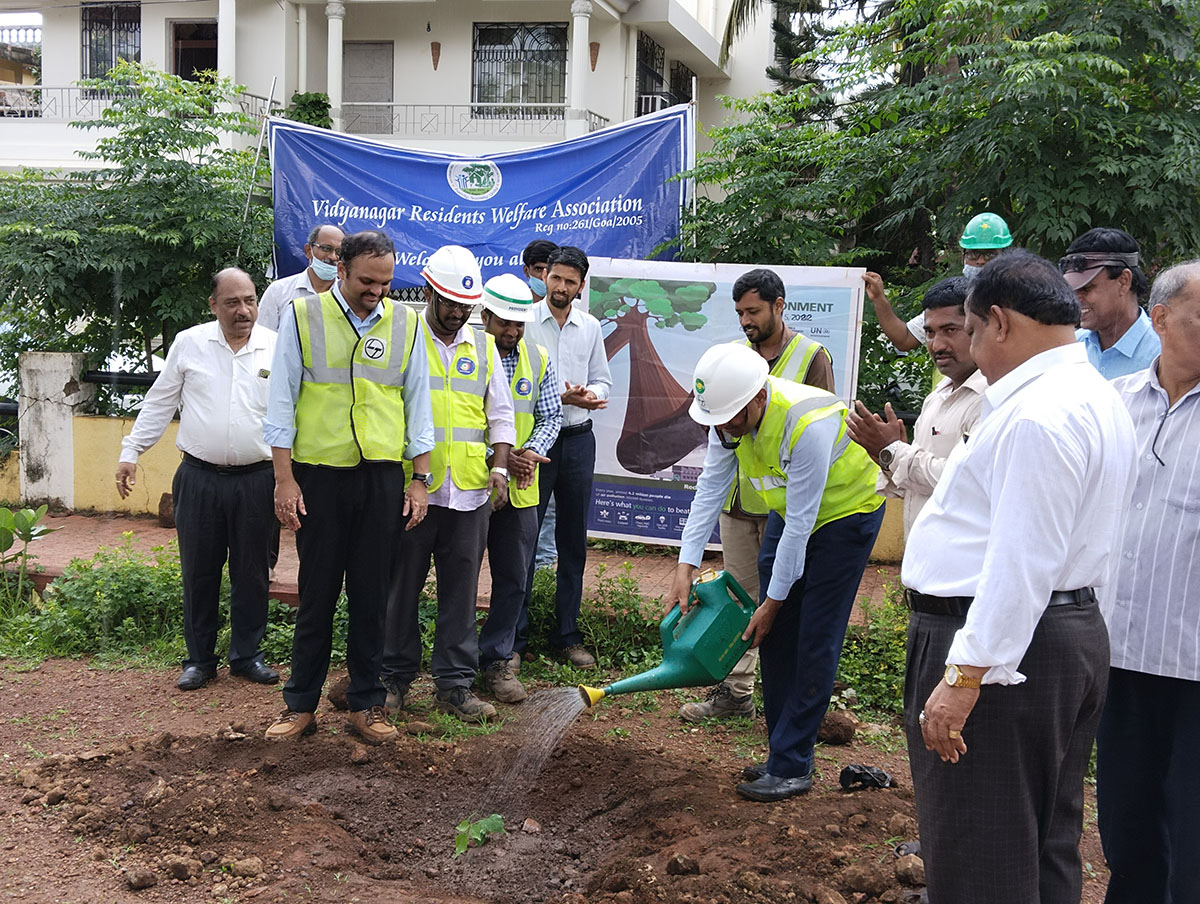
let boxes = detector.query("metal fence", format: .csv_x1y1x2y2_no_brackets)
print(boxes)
342,102,609,138
0,86,282,122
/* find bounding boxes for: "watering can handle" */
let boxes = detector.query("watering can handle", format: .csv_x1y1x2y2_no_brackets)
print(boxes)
725,573,757,616
661,603,684,635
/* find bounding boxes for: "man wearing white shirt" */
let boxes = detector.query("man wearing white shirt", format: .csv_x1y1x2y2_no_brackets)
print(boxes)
381,245,516,722
846,277,986,538
257,224,345,331
902,250,1137,904
115,268,278,691
1098,261,1200,904
519,246,612,668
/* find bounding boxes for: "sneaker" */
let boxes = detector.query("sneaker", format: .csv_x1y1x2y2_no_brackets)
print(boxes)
345,706,398,745
265,709,317,740
508,652,523,675
480,662,528,704
436,686,497,722
383,677,410,713
678,683,755,723
558,644,596,669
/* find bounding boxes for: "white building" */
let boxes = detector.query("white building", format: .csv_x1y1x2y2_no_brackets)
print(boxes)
0,0,775,168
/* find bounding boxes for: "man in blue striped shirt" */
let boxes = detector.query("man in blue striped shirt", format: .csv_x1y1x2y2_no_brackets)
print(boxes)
1098,260,1200,904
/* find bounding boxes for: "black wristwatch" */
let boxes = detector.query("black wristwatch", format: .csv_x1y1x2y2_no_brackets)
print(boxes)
412,472,433,489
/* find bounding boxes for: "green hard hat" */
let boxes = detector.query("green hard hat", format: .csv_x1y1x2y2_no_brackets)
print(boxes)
959,212,1013,250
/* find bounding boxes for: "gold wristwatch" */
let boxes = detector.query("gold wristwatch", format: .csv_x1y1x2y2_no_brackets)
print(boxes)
944,664,981,689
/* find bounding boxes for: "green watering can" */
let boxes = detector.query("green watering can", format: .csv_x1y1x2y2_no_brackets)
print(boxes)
579,569,756,707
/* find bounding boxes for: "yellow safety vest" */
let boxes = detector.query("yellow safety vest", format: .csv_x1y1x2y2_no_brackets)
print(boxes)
724,332,827,517
507,339,549,509
292,292,418,468
735,376,882,532
411,320,495,494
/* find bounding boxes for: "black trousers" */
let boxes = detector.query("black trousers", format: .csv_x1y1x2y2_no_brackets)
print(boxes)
905,599,1109,904
1097,667,1200,904
171,458,273,672
477,502,539,670
282,461,407,714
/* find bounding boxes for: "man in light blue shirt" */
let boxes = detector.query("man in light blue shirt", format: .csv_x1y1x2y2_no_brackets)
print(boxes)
1060,227,1160,379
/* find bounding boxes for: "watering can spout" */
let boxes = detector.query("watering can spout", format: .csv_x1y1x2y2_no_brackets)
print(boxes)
578,685,606,708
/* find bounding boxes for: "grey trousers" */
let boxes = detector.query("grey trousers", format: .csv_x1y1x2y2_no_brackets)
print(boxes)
718,512,765,697
904,599,1108,904
381,501,491,691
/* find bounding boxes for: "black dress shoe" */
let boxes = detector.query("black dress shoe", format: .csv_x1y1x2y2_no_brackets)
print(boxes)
177,665,216,691
741,761,769,782
736,772,813,802
231,661,280,685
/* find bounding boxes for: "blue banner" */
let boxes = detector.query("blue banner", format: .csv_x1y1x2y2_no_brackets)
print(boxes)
268,107,692,285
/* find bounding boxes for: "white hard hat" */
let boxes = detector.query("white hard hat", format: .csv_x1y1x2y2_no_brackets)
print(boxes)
689,343,769,426
481,273,535,322
420,245,483,302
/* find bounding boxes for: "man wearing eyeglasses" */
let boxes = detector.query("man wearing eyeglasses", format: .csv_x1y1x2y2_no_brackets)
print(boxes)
257,224,346,331
1060,227,1160,380
1097,260,1200,904
380,244,516,722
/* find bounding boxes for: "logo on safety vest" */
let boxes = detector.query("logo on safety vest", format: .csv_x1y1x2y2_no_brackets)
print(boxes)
456,357,477,376
363,337,386,360
515,377,532,397
447,160,502,202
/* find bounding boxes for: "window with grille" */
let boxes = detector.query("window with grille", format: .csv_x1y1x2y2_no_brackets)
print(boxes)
81,3,141,80
472,23,567,117
670,61,695,103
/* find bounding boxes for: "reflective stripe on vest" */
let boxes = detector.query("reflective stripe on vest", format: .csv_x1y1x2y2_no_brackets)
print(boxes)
292,292,416,468
734,377,881,532
508,339,548,509
725,332,827,517
415,321,494,493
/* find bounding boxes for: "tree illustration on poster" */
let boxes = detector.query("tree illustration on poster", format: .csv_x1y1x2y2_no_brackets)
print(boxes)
590,276,718,474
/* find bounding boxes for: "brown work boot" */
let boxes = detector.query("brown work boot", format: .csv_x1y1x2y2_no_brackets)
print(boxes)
678,683,755,723
345,706,398,745
265,709,317,740
436,686,497,722
558,643,596,669
480,662,527,704
383,677,410,713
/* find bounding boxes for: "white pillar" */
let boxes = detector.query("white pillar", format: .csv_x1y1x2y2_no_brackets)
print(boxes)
298,4,309,94
18,353,94,509
569,0,592,123
217,0,236,83
326,0,346,131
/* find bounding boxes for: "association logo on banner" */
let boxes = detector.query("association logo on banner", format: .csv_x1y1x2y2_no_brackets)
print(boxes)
447,161,502,202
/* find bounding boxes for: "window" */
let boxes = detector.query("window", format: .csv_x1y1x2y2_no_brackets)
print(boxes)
81,3,141,80
635,31,668,116
472,23,567,116
171,22,218,81
670,61,695,104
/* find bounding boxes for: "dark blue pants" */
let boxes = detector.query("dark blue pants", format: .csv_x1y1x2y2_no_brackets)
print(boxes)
282,461,406,714
477,502,539,669
172,458,273,672
757,506,884,779
1097,667,1200,904
517,425,594,651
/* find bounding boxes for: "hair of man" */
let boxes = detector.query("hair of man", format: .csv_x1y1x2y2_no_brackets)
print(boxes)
522,239,558,268
732,268,786,304
1065,227,1149,299
1148,259,1200,309
548,245,589,281
211,266,253,296
966,250,1080,326
341,230,396,270
921,276,970,312
307,223,342,246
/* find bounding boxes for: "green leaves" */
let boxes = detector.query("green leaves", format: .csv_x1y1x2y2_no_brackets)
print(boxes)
453,814,506,858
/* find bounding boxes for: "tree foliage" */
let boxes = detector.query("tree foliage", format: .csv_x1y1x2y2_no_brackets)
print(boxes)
0,62,273,378
589,277,716,331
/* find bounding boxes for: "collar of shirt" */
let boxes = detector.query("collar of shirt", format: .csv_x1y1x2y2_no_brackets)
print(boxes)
1077,307,1154,359
207,321,273,355
983,342,1087,414
1121,354,1200,409
536,298,582,329
933,367,988,399
330,281,384,330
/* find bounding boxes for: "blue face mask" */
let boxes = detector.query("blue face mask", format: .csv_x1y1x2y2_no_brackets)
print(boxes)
311,257,338,281
962,263,983,281
528,275,547,297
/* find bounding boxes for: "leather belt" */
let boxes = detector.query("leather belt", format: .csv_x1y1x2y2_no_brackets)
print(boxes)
559,420,593,438
904,587,1095,617
183,452,273,476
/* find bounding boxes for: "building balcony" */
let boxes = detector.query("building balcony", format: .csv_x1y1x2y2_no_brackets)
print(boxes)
341,101,611,143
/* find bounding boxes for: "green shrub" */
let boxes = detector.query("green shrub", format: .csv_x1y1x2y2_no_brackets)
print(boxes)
836,582,909,715
285,91,332,128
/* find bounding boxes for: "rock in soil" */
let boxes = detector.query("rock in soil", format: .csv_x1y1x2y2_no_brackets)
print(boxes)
666,853,700,875
125,868,158,890
349,744,370,765
522,818,542,834
818,710,857,745
895,853,925,887
229,857,263,878
326,675,350,711
814,886,849,904
841,861,890,897
888,813,918,837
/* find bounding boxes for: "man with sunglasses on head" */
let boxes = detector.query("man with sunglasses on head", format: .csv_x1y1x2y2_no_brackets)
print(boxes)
381,244,516,722
1060,227,1160,380
258,224,346,331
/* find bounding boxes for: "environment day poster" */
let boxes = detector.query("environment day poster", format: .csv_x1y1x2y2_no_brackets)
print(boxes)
581,258,866,546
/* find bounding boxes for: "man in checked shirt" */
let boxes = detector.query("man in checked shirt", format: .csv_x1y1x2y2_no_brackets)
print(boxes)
475,274,562,703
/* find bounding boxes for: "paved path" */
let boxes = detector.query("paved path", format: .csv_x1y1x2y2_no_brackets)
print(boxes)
16,512,899,615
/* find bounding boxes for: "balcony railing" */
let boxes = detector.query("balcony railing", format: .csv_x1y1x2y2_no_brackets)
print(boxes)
341,102,610,139
0,86,283,122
